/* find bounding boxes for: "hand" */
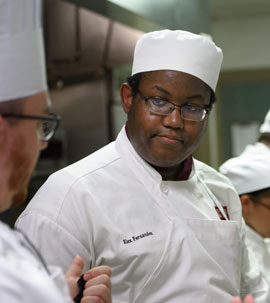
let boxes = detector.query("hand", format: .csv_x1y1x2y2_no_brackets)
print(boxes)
82,265,112,303
231,295,254,303
65,255,86,299
65,255,112,303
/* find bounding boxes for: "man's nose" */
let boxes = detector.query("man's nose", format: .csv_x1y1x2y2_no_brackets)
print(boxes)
163,107,184,128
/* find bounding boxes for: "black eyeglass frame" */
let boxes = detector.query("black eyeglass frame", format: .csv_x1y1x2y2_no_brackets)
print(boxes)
250,196,270,211
1,112,61,142
138,89,210,121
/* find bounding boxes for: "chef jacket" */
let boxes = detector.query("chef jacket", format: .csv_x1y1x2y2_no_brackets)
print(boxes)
16,126,269,303
0,220,70,303
245,225,270,283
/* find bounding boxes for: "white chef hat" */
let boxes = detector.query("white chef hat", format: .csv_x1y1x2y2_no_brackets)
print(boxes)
259,110,270,134
219,152,270,195
131,29,223,92
0,0,47,103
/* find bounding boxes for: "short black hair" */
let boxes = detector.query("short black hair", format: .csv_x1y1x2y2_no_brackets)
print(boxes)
126,73,217,110
241,187,270,200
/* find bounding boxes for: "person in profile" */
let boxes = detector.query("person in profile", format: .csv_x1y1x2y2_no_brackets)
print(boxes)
0,1,111,302
220,149,270,283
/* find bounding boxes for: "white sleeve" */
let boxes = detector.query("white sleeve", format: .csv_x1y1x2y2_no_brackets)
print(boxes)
16,168,95,274
16,211,91,274
0,254,70,303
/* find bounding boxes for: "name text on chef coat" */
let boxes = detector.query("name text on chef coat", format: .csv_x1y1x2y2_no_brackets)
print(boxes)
123,232,154,244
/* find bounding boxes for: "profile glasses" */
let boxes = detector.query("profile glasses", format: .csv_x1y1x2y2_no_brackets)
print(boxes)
138,90,210,121
1,113,60,142
250,196,270,211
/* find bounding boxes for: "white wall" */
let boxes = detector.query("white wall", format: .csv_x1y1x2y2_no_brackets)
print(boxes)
213,16,270,71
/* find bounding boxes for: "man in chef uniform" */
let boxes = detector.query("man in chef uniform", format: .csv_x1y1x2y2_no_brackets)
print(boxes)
16,30,269,302
0,1,111,302
220,145,270,284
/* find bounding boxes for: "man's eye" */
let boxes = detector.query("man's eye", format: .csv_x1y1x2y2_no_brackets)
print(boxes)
150,98,168,107
183,105,202,113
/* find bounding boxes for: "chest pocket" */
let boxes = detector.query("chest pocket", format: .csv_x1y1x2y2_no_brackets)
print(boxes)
132,218,241,303
184,218,241,289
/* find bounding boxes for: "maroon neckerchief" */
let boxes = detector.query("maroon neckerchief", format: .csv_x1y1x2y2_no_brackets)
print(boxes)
125,124,193,181
124,124,229,219
177,154,192,180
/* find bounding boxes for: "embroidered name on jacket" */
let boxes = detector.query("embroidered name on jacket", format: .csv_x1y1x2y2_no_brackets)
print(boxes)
123,232,154,244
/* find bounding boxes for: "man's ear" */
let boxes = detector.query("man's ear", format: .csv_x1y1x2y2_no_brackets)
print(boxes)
120,83,133,114
240,195,254,215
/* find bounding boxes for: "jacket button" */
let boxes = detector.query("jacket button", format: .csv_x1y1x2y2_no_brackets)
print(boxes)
161,184,168,194
195,189,202,198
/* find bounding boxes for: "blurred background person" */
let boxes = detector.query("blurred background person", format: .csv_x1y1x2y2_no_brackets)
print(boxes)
220,151,270,283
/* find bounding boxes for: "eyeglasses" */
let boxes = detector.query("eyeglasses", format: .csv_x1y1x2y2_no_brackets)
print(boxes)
1,113,60,142
250,197,270,211
138,90,210,121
